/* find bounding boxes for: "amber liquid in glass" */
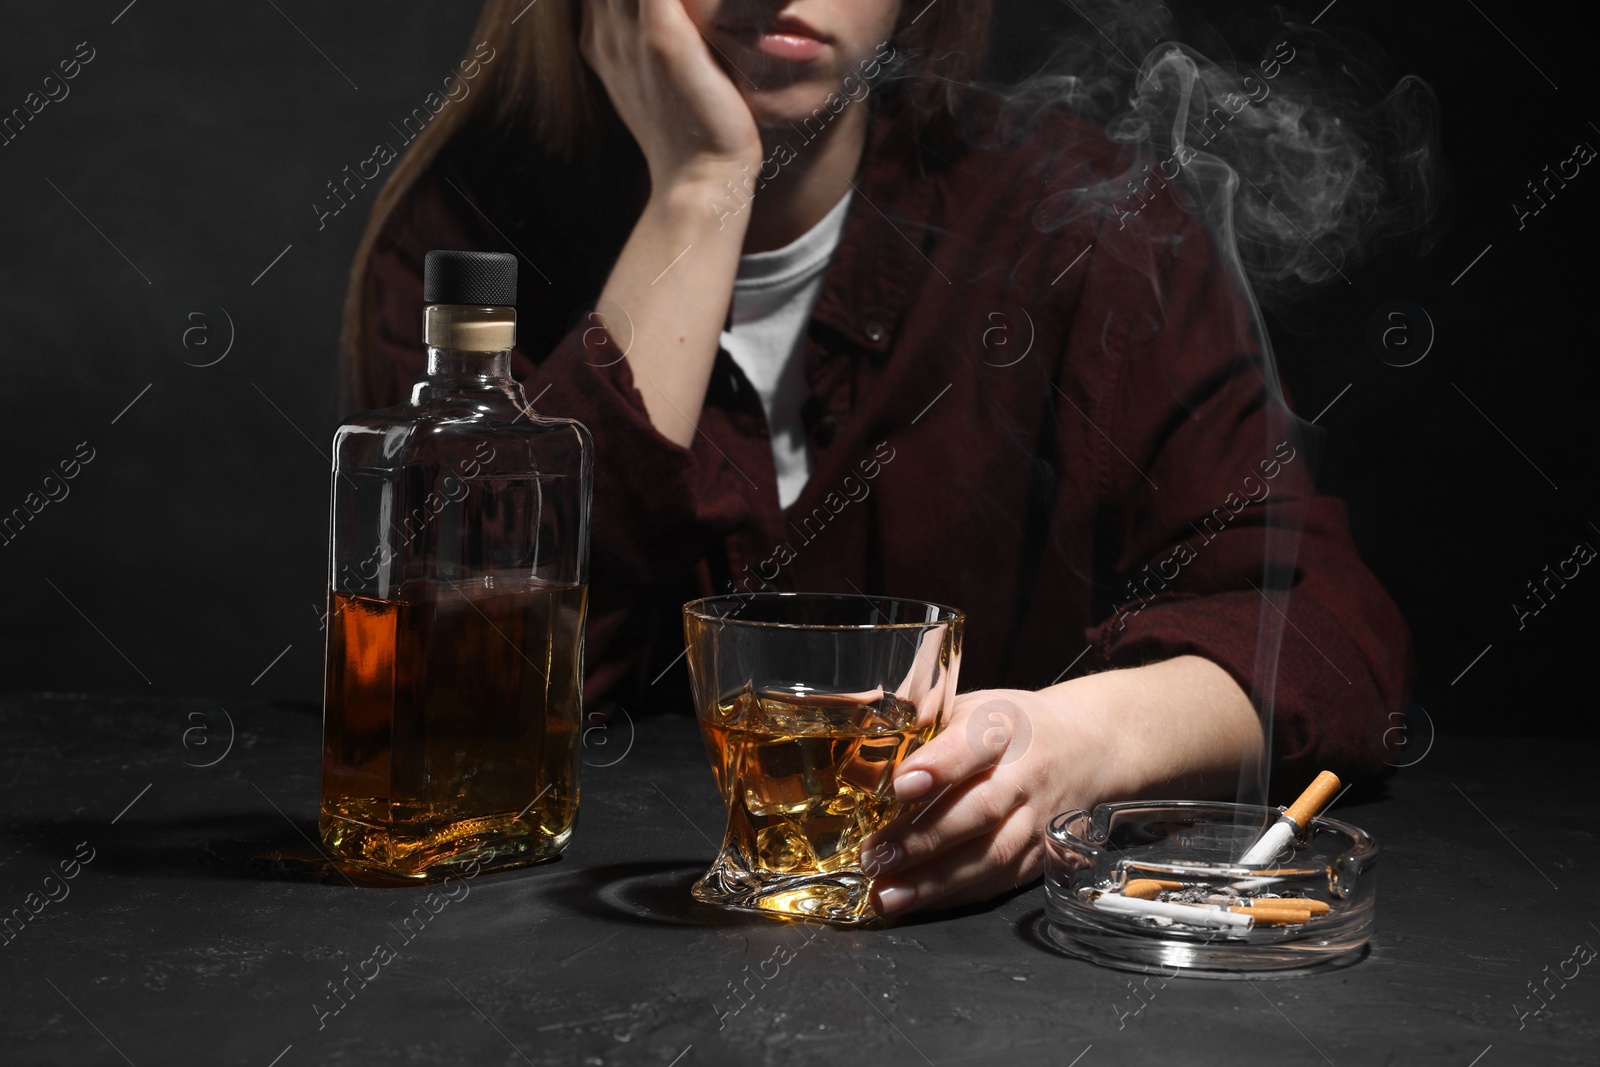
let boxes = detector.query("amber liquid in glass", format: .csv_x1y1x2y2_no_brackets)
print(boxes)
320,576,586,878
699,689,924,891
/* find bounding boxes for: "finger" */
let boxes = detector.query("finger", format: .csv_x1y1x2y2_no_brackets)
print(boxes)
578,0,599,64
891,693,1026,802
892,623,951,726
919,819,1047,913
870,807,1046,917
579,0,625,69
862,770,1026,876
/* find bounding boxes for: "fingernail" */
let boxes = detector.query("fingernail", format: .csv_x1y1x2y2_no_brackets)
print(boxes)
873,884,915,917
860,838,900,877
895,769,933,801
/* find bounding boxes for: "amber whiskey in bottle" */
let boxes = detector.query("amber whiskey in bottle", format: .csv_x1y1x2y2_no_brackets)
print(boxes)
320,250,592,879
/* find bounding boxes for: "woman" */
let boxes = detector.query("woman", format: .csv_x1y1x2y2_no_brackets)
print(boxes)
342,0,1412,916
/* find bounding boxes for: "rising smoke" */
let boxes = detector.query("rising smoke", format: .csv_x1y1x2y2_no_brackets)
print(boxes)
895,1,1449,805
938,0,1449,305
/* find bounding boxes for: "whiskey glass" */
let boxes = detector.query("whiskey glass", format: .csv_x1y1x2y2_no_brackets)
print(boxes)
683,593,964,924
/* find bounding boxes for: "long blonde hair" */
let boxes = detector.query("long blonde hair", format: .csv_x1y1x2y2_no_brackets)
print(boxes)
340,0,992,409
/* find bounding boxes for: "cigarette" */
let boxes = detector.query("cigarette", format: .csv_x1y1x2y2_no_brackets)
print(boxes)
1247,897,1330,916
1093,893,1255,930
1228,905,1308,926
1233,901,1311,916
1237,770,1342,866
1200,895,1329,916
1121,878,1183,900
1229,875,1287,891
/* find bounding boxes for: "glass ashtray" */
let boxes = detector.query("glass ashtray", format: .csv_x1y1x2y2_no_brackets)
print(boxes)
1041,800,1376,978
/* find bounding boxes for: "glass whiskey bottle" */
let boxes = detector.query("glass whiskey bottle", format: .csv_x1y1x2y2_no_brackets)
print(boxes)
320,249,592,879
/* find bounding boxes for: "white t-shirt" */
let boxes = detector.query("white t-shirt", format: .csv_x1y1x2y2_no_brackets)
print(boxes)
720,191,853,510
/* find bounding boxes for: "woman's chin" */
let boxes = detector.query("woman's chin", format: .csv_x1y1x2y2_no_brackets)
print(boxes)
742,88,857,135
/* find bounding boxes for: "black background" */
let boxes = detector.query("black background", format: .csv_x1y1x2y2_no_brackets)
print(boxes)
0,0,1592,739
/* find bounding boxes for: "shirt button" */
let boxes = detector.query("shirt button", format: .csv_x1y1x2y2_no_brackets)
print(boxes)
814,414,840,447
863,319,886,343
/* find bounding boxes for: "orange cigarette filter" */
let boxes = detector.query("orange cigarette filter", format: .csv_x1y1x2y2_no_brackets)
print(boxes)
1229,906,1309,926
1249,898,1331,916
1122,878,1183,900
1236,903,1312,919
1284,770,1342,828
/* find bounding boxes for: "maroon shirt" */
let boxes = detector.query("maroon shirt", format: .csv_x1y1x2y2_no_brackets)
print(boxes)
363,98,1412,787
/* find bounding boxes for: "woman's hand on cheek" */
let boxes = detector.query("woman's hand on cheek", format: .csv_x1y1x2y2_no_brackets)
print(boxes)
581,0,763,191
862,687,1113,918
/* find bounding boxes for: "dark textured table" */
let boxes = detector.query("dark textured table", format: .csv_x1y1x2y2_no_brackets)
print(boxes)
0,694,1594,1066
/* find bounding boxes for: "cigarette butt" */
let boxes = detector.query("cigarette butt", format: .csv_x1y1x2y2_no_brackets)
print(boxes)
1122,878,1183,900
1229,906,1307,926
1236,901,1311,917
1094,893,1254,930
1230,875,1289,890
1284,770,1342,828
1249,897,1330,916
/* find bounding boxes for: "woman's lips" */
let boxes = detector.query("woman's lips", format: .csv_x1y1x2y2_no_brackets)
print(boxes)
720,18,828,63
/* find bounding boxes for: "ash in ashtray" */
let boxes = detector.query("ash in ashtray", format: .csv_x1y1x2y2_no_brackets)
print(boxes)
1165,884,1237,905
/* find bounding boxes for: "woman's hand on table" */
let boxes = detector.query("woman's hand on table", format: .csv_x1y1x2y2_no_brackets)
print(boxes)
861,655,1263,917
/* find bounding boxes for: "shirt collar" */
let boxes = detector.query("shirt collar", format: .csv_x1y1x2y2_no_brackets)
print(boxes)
472,99,947,355
809,102,942,354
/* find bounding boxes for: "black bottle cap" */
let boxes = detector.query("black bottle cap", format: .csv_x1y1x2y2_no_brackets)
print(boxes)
422,250,518,307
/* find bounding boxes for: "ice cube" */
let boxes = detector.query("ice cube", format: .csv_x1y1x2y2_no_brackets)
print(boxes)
838,733,902,793
853,694,917,733
757,820,817,873
802,814,856,871
740,737,818,815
